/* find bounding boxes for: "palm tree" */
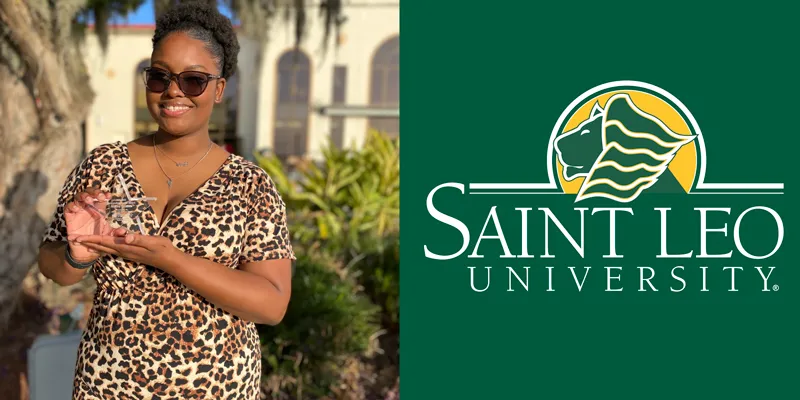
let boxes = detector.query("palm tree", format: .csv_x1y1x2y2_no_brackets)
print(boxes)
0,0,345,332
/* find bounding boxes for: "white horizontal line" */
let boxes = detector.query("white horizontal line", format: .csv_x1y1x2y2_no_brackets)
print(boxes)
470,183,785,191
691,192,784,195
469,191,565,195
469,183,557,190
469,191,783,196
696,183,784,190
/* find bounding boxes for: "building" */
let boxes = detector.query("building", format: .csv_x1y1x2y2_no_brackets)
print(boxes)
81,1,399,161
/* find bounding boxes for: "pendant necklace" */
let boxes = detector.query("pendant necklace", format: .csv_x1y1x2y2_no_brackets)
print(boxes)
153,134,214,189
156,137,193,167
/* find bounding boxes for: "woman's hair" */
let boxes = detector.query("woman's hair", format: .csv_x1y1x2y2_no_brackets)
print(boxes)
152,1,240,79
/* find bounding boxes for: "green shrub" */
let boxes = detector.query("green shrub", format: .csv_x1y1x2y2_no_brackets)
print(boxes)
257,130,399,321
349,232,399,331
258,252,382,399
256,130,400,398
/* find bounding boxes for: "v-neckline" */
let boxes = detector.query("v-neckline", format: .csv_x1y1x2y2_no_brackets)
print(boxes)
120,141,233,232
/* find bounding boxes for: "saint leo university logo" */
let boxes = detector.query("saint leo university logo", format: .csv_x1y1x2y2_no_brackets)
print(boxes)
470,81,784,199
425,81,788,294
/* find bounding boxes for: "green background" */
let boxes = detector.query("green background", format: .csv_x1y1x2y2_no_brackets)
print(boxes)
401,1,798,398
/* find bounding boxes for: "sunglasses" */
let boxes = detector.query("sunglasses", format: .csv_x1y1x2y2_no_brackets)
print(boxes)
142,67,221,96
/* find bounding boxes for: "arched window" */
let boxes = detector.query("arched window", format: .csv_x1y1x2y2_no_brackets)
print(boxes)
274,49,311,160
369,36,399,138
134,59,158,138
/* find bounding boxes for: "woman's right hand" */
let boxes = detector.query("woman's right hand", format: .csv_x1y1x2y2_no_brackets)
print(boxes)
65,187,116,262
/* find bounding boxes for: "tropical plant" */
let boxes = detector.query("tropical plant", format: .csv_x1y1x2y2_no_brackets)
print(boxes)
257,130,401,384
258,252,382,399
257,130,400,257
357,231,399,330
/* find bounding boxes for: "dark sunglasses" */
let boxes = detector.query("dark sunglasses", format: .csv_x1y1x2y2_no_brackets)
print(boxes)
142,67,221,96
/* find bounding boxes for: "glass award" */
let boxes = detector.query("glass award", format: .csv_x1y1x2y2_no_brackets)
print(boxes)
103,174,155,234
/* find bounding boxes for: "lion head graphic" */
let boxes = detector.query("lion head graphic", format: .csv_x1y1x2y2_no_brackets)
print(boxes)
554,93,696,203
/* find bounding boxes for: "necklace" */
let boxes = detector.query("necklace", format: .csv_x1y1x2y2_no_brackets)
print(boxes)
155,136,202,167
156,144,190,167
153,134,214,189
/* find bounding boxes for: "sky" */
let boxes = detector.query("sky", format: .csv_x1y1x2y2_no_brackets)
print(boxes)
116,0,236,25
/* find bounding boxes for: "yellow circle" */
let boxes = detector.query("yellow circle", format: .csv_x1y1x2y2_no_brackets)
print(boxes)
556,90,697,194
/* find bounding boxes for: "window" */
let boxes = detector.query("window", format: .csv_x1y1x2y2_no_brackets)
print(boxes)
369,36,399,138
274,50,311,159
134,59,158,139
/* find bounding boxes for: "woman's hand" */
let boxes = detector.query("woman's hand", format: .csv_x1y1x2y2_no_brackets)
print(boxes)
65,187,117,262
74,231,183,269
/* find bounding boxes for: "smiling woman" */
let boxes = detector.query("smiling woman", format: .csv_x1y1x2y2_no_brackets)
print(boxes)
36,2,295,399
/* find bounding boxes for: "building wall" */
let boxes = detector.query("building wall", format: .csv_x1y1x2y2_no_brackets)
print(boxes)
83,30,154,149
80,1,399,161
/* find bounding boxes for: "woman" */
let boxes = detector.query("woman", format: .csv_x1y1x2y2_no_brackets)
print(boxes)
36,3,294,399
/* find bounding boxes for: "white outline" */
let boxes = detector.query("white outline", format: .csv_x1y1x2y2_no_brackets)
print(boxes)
574,93,695,203
468,80,784,192
553,108,604,181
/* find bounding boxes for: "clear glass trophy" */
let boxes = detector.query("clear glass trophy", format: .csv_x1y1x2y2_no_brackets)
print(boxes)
102,174,155,234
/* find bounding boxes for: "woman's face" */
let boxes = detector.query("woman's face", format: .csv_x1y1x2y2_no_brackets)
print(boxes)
146,31,226,137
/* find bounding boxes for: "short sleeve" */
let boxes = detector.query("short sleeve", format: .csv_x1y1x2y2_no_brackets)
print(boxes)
40,150,95,245
239,169,296,264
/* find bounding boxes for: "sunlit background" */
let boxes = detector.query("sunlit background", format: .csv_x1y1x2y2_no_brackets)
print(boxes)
82,0,399,163
0,1,399,399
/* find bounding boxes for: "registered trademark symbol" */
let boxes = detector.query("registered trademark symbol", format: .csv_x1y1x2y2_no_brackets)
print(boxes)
773,284,780,291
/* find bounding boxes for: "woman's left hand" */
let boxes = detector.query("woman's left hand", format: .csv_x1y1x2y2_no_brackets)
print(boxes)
75,231,182,270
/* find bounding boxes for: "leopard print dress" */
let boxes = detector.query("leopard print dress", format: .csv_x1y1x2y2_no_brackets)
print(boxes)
41,141,295,399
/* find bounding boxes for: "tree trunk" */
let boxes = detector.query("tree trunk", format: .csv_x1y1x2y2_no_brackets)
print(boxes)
1,2,92,395
0,0,93,332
